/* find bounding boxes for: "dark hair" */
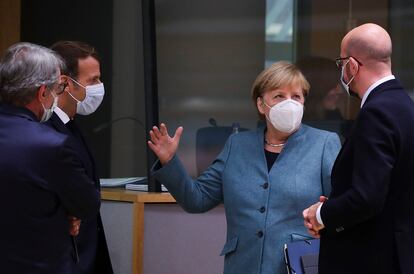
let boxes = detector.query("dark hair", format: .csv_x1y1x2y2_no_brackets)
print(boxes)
50,40,100,79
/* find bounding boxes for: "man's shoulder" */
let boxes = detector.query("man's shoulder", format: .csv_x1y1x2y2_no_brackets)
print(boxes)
365,85,414,115
368,79,411,105
22,118,69,148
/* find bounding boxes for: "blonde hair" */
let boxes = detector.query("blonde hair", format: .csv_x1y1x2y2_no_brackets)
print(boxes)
251,61,310,120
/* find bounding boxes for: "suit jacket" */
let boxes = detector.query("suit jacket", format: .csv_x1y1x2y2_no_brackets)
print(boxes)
319,79,414,274
153,124,340,274
47,113,113,274
0,104,100,274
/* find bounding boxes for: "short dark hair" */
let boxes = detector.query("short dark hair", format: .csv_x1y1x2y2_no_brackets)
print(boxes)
50,41,100,79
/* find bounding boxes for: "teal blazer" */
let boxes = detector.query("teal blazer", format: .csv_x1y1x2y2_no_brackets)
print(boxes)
153,124,341,274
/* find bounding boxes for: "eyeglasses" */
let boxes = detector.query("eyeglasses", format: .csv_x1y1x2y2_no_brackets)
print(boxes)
335,56,363,68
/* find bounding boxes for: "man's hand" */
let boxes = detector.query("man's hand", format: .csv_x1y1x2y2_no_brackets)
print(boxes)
69,216,81,236
303,196,327,238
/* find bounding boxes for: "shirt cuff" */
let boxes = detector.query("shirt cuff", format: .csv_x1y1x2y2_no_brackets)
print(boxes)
316,203,324,226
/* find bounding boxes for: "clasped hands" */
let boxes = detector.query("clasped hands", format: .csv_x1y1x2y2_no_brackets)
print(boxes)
69,216,81,237
302,196,327,238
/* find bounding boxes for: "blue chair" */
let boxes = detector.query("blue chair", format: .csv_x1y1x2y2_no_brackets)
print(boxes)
284,238,320,274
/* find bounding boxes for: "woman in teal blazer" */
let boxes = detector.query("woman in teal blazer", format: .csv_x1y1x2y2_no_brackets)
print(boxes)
148,61,341,274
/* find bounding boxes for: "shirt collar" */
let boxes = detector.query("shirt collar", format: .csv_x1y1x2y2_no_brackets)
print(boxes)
360,75,395,107
53,107,71,124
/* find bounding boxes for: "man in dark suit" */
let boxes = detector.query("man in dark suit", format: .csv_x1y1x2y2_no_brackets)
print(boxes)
0,43,100,273
303,23,414,274
47,41,113,274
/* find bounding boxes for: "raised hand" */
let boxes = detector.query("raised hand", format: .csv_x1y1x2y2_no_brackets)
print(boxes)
147,123,183,165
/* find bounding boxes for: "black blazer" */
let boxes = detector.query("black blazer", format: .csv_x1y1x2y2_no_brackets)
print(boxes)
319,79,414,274
0,104,100,274
47,113,113,274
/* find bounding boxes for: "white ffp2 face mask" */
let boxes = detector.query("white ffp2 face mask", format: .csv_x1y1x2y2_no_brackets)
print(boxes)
263,99,303,133
70,78,105,115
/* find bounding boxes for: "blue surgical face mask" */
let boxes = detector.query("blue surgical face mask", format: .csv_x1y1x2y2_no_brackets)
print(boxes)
40,93,58,122
69,78,105,115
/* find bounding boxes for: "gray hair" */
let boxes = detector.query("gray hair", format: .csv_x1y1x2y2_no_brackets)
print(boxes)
0,42,64,106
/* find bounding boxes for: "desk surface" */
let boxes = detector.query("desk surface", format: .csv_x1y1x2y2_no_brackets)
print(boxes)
101,188,176,203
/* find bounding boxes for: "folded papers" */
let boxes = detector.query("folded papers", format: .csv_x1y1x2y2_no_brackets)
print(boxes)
99,177,147,187
100,177,168,192
125,183,168,192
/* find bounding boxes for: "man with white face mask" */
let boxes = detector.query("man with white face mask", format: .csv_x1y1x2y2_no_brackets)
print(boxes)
0,42,100,274
303,23,414,274
47,41,112,274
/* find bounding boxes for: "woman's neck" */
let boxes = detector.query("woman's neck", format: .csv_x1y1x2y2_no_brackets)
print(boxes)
265,126,289,144
264,126,290,153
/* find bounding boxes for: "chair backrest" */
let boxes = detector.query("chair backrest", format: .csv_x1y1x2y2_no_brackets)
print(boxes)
284,238,320,274
195,122,247,175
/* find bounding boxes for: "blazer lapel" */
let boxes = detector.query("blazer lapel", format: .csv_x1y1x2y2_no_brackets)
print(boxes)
262,125,306,174
49,113,72,136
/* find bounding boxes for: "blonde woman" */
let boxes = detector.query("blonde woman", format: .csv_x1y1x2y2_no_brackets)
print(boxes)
148,61,341,274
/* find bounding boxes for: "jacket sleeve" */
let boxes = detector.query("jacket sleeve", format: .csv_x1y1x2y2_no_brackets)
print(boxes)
321,106,397,232
321,132,341,196
152,134,233,213
51,138,100,219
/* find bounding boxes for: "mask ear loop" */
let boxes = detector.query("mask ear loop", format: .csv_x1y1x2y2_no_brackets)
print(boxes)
344,58,360,86
66,77,85,103
69,77,86,89
66,90,81,103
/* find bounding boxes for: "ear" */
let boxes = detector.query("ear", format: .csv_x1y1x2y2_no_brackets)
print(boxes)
65,78,75,91
37,85,48,104
349,57,360,74
257,97,265,115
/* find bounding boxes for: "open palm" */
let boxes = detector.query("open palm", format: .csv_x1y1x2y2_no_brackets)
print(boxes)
147,123,183,165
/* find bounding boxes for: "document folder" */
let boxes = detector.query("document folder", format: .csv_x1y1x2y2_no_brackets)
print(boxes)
284,238,319,274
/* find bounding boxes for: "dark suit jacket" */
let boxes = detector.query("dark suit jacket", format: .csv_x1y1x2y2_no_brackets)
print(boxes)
47,113,113,274
0,104,100,274
319,79,414,274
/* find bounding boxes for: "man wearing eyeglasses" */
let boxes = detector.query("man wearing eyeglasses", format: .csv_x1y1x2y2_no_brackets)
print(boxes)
0,42,100,274
303,23,414,274
46,41,112,274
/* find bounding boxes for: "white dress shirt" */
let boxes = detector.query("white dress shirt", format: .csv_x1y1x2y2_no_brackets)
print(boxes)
53,107,71,124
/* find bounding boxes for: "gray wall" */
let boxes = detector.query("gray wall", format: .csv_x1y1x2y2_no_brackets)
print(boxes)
156,0,265,177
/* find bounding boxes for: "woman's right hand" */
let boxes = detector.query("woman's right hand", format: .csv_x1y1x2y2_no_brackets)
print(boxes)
147,123,183,165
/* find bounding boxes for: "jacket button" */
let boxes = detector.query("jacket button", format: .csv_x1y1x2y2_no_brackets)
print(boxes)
256,230,264,238
262,183,269,189
259,206,266,213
